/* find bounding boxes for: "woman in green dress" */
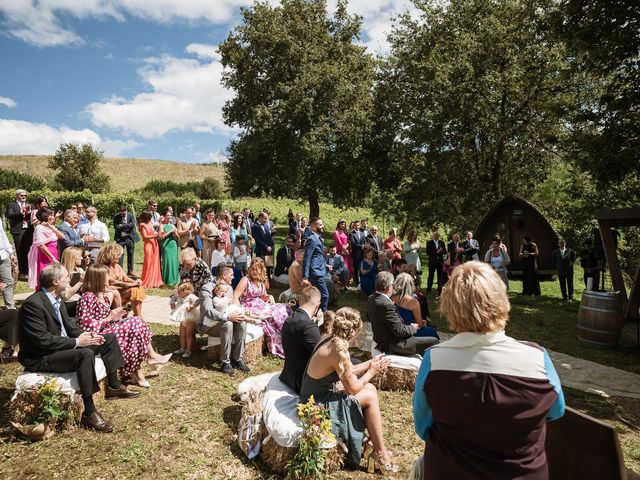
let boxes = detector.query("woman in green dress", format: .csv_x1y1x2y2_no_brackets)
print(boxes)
160,209,180,286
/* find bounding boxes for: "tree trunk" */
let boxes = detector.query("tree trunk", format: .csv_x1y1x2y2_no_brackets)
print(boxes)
308,191,320,219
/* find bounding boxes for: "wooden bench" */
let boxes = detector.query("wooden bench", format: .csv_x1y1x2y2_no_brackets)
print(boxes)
546,406,640,480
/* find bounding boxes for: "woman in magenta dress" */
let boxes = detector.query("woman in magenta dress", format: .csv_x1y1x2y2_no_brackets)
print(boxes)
77,264,171,387
233,258,292,357
28,208,64,290
139,211,163,288
333,219,352,280
383,227,403,261
217,210,232,255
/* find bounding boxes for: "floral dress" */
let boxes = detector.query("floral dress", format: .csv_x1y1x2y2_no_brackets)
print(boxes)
77,292,152,376
240,280,292,358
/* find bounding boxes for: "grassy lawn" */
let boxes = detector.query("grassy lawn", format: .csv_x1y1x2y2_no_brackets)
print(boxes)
3,225,639,477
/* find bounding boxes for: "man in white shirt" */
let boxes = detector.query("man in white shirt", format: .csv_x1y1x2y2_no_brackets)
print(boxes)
77,205,109,261
148,199,161,232
0,216,17,309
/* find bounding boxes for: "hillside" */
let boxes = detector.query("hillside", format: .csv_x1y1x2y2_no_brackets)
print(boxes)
0,155,226,192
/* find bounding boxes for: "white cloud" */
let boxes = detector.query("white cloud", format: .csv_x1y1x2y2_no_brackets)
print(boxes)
85,46,234,138
104,52,114,60
185,43,219,60
0,96,17,108
0,118,139,156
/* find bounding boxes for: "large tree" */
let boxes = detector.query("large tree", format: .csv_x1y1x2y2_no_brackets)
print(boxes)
374,0,574,230
220,0,374,218
49,143,111,193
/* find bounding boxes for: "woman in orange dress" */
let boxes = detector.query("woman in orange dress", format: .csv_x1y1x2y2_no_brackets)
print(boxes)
139,211,163,288
97,242,147,317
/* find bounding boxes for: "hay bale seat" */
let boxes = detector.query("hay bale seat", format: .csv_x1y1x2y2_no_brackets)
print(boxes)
368,342,421,391
206,322,266,365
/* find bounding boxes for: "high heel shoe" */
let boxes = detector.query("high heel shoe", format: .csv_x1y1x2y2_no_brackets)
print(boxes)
128,373,150,388
148,353,172,366
367,451,399,476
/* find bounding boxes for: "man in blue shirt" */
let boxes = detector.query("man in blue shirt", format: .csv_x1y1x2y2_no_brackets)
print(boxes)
302,217,329,311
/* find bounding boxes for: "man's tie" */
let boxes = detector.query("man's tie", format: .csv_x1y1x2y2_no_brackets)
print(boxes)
53,299,68,337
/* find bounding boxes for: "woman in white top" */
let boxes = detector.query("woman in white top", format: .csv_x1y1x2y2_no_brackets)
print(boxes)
210,238,231,269
484,238,511,288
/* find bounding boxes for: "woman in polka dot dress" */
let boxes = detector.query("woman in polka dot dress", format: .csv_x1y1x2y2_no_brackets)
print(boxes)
77,264,171,387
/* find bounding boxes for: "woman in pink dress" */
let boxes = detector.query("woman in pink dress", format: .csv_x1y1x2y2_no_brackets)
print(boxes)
77,264,171,387
27,208,64,290
139,211,163,288
383,228,403,261
233,258,292,357
217,210,232,255
333,219,352,279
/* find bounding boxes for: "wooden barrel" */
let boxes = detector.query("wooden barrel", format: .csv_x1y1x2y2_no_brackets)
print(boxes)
577,291,624,348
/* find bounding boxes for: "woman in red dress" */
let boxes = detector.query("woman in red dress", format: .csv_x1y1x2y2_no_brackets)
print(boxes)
333,219,352,280
139,211,163,288
383,228,403,261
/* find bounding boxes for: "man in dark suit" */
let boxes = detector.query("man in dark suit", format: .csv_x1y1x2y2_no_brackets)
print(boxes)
273,236,295,284
58,209,90,257
289,212,303,236
280,286,322,393
349,220,364,285
113,205,139,276
5,189,31,275
302,217,329,311
365,224,384,258
251,211,274,258
426,231,446,295
462,231,480,262
552,239,576,301
580,239,603,291
367,271,438,356
18,264,139,432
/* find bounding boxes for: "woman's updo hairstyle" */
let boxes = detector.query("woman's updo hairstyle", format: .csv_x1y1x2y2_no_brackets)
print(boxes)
330,307,362,377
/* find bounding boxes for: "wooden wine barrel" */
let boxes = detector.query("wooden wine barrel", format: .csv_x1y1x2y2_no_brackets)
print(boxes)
577,291,624,348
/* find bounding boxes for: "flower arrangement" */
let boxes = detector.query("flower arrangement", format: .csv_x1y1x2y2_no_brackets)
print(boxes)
286,395,336,480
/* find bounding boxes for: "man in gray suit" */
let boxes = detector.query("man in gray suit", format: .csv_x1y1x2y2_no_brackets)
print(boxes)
198,266,249,376
367,271,438,356
57,209,92,257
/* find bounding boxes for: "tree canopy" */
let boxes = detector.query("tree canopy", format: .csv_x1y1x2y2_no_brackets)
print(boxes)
49,143,111,193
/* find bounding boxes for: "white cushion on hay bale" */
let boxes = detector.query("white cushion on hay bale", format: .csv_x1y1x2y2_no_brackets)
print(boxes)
205,322,266,364
12,357,107,401
370,341,422,391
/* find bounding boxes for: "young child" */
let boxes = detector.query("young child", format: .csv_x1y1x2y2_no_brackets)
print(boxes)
213,282,260,323
233,235,249,274
170,282,200,358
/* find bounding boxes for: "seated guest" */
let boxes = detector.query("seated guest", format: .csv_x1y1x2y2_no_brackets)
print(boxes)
199,265,249,376
301,307,396,472
377,249,393,273
273,236,295,285
59,247,85,316
19,264,140,432
97,243,146,317
325,246,349,290
77,264,171,388
359,248,378,295
413,261,565,479
368,271,437,356
179,248,212,294
211,238,231,271
0,307,18,360
280,286,322,393
392,273,439,340
278,249,304,304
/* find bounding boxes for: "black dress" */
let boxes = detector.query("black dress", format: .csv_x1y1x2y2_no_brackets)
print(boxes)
521,243,541,295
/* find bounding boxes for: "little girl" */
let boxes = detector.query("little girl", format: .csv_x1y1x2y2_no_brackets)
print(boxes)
170,282,200,358
213,282,260,323
233,235,249,274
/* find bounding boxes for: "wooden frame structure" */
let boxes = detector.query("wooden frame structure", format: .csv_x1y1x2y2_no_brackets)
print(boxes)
596,208,640,322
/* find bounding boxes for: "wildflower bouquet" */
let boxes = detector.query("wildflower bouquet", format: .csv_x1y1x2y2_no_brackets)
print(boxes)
286,395,336,480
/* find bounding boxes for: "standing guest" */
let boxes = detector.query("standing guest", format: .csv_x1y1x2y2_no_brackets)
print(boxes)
77,205,110,262
74,202,89,225
365,225,384,259
148,199,161,231
159,211,180,287
403,229,422,287
444,233,464,276
273,236,295,285
113,205,139,277
77,264,171,388
139,211,163,289
217,211,232,255
263,208,277,236
178,248,212,294
58,209,90,257
302,217,329,312
462,231,480,262
0,215,17,309
193,202,203,254
177,206,201,254
200,209,220,267
21,196,49,277
360,218,369,238
519,235,541,296
6,189,31,275
28,208,64,290
349,220,365,286
289,212,303,236
484,238,511,288
251,211,275,259
552,239,576,301
295,217,310,243
325,246,349,290
580,239,603,291
495,232,508,253
230,214,248,247
413,261,564,479
241,207,253,236
359,248,378,295
233,235,249,275
426,231,446,296
383,228,403,261
333,219,352,280
97,243,146,317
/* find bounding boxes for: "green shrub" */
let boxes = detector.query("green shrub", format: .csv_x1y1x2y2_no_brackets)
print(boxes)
0,168,47,191
199,177,224,200
139,179,202,197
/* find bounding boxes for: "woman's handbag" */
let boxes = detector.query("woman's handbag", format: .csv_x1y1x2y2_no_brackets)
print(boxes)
264,255,274,268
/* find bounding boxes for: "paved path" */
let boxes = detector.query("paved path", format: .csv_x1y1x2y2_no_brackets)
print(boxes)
15,293,640,399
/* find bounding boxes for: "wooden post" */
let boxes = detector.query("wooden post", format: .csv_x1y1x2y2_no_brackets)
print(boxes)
625,265,640,322
598,222,628,307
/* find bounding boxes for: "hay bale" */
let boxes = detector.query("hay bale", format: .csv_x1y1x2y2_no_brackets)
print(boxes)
207,335,266,365
370,366,417,391
8,391,83,430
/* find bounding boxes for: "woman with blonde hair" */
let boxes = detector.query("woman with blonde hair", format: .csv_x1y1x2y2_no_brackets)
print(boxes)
233,258,292,357
413,261,564,479
301,307,397,473
97,242,146,317
60,247,84,301
392,273,439,340
77,264,171,387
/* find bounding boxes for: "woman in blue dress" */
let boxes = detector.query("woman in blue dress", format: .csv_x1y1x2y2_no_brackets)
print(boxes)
359,248,378,295
392,273,439,339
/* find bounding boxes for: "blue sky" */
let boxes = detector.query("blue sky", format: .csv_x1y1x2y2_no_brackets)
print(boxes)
0,1,415,163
